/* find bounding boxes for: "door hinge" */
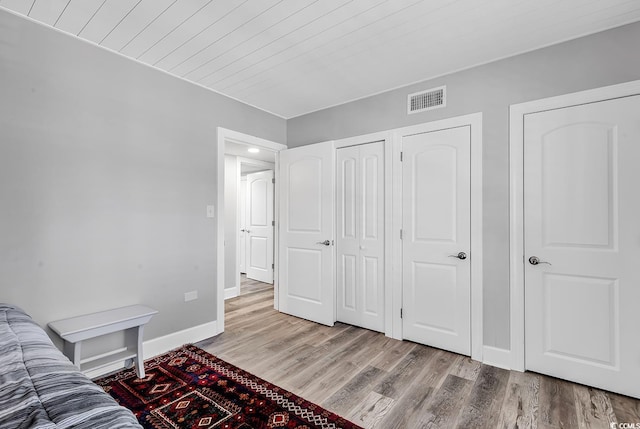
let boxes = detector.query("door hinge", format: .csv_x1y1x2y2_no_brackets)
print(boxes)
272,178,275,184
400,308,403,319
400,229,403,240
272,220,275,226
400,151,403,162
272,263,274,269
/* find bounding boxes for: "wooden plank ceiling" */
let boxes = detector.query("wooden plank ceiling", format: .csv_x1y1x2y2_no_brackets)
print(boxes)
2,0,639,118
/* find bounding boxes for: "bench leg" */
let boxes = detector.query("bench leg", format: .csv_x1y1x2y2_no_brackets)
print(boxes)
126,325,146,379
63,341,81,369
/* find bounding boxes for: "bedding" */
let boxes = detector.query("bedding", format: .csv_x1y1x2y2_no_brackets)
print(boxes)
0,303,141,428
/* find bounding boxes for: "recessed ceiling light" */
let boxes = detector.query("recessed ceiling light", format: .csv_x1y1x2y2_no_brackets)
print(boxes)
248,148,260,153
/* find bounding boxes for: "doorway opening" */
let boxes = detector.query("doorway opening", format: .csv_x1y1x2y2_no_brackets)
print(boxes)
229,156,275,298
216,128,286,334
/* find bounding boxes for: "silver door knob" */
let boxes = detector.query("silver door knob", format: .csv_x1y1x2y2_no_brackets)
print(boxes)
448,252,467,260
245,229,251,233
529,256,551,266
316,240,331,246
240,229,246,232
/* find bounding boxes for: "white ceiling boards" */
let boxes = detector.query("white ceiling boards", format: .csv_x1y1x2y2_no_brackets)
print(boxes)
2,0,639,118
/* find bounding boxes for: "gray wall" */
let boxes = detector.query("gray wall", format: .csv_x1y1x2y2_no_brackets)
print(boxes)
224,155,238,292
0,10,285,345
287,21,640,350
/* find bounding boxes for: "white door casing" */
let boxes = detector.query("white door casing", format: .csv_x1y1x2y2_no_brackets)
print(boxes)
336,141,385,333
522,95,640,398
401,126,472,356
278,141,335,326
239,178,247,274
246,170,274,284
217,127,287,335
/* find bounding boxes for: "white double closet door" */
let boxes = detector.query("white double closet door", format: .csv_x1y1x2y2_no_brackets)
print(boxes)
524,94,640,398
336,142,385,333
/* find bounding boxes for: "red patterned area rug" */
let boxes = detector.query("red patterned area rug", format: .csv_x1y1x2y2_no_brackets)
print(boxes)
95,344,362,429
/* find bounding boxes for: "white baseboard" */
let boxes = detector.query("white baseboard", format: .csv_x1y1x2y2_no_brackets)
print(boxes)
482,346,512,370
85,320,219,379
224,287,239,300
85,362,128,380
143,320,218,359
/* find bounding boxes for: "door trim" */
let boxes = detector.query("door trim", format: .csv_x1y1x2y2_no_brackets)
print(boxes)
509,79,640,371
216,128,286,334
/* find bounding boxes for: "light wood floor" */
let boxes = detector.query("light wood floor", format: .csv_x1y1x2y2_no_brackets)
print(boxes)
239,274,273,296
197,284,640,428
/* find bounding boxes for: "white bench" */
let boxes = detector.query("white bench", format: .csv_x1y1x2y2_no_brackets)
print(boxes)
48,305,157,378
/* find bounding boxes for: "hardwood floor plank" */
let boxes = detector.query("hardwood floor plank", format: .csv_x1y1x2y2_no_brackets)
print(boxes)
574,385,617,429
205,315,298,356
368,337,416,372
538,375,579,429
496,371,540,429
227,288,271,306
449,355,482,382
273,326,366,386
372,346,437,399
610,392,640,425
301,321,352,346
195,280,640,429
256,330,361,383
419,374,474,429
348,391,395,429
323,366,387,415
215,322,316,367
290,330,384,403
375,349,458,429
456,365,511,428
239,274,273,295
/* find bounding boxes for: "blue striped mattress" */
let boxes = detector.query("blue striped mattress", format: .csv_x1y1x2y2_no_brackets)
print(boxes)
0,304,141,428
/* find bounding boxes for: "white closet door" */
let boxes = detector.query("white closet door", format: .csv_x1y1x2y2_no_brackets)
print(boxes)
524,95,640,398
278,141,335,326
336,141,385,333
402,126,471,356
246,170,274,284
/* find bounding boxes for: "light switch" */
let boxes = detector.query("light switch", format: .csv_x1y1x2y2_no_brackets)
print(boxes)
206,205,215,218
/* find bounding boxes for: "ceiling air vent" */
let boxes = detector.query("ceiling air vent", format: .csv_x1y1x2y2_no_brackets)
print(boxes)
407,86,446,114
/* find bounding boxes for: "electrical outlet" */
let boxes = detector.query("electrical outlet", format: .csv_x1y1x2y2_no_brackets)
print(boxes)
184,290,198,302
206,205,215,218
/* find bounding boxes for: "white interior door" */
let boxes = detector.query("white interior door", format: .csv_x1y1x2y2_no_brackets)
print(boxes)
402,126,471,356
336,142,384,332
278,141,335,326
239,178,246,274
524,95,640,398
246,170,274,284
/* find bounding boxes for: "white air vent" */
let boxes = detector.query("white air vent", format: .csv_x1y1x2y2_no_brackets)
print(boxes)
407,86,446,114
